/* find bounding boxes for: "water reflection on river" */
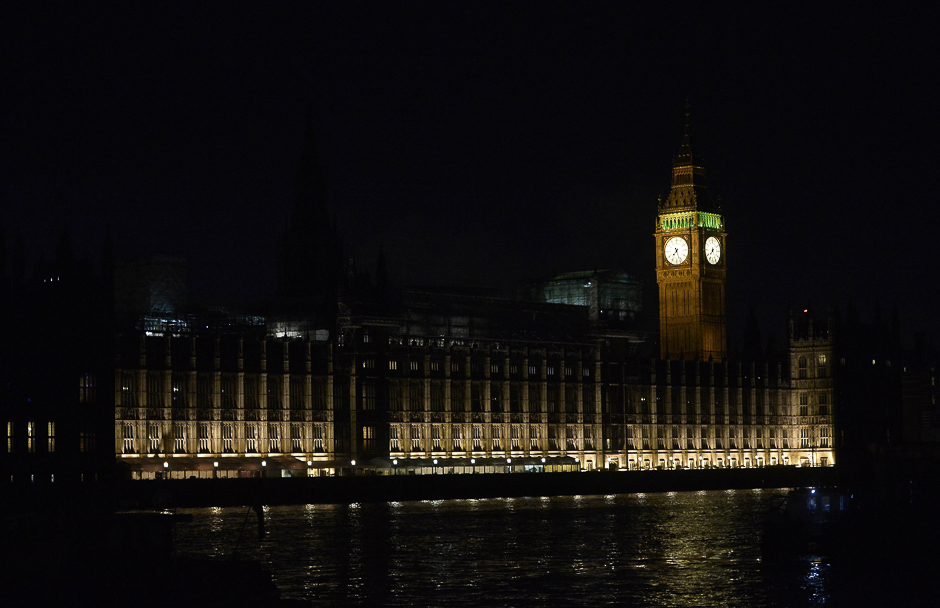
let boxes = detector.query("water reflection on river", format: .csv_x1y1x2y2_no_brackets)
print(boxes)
175,489,833,607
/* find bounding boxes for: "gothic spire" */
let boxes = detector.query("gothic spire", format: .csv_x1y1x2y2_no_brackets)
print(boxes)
664,104,712,211
276,103,344,324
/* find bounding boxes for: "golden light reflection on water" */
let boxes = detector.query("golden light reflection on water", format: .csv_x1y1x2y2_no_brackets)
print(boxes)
174,489,838,607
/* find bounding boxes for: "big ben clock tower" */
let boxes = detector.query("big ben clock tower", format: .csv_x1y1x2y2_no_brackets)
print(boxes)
655,109,727,361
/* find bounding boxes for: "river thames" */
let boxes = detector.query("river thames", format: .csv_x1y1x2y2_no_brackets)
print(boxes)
172,488,897,606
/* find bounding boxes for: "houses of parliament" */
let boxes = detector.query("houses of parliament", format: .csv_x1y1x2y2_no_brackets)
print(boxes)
5,112,925,486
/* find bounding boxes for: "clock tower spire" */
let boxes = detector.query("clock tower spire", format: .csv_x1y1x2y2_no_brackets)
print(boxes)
655,108,727,361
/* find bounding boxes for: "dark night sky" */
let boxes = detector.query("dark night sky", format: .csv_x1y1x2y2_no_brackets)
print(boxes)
2,3,939,348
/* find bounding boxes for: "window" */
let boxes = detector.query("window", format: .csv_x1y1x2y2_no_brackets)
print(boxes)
362,426,374,453
565,386,579,414
800,428,810,448
172,372,189,409
148,423,161,453
509,385,521,413
389,360,398,371
471,383,483,412
291,424,303,452
549,426,560,450
121,372,138,407
246,425,258,453
268,425,280,452
388,383,402,411
222,424,234,453
123,423,135,454
26,422,36,453
528,366,537,376
511,424,521,450
566,425,577,451
492,426,501,450
362,359,374,369
312,425,324,452
490,383,503,413
362,331,370,344
147,372,163,414
798,357,808,379
451,362,460,373
411,424,421,451
472,425,482,450
547,366,556,376
430,383,444,412
197,374,212,414
450,382,466,412
390,426,400,451
79,374,95,403
289,376,304,419
817,355,828,378
452,424,462,450
583,368,590,377
820,427,831,448
244,376,258,415
221,375,237,420
491,364,500,375
410,361,419,372
431,425,442,450
198,423,210,453
565,366,573,377
6,421,12,452
510,365,518,375
547,386,559,413
312,379,327,411
362,382,376,411
530,425,539,450
174,422,186,453
409,383,424,411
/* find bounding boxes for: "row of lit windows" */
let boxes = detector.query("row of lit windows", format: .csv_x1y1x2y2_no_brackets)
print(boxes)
122,422,326,455
796,355,828,379
370,359,590,378
5,422,94,453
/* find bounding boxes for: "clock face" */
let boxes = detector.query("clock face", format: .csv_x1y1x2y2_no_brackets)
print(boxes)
705,236,721,264
664,236,689,265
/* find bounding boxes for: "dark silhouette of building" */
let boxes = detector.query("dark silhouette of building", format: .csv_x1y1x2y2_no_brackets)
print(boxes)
0,230,115,487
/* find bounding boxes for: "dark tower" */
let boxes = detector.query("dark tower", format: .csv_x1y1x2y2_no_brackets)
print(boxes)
654,107,727,361
276,108,344,330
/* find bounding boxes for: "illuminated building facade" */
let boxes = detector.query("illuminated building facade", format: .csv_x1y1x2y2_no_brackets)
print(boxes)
113,308,835,477
110,113,835,478
788,313,835,467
